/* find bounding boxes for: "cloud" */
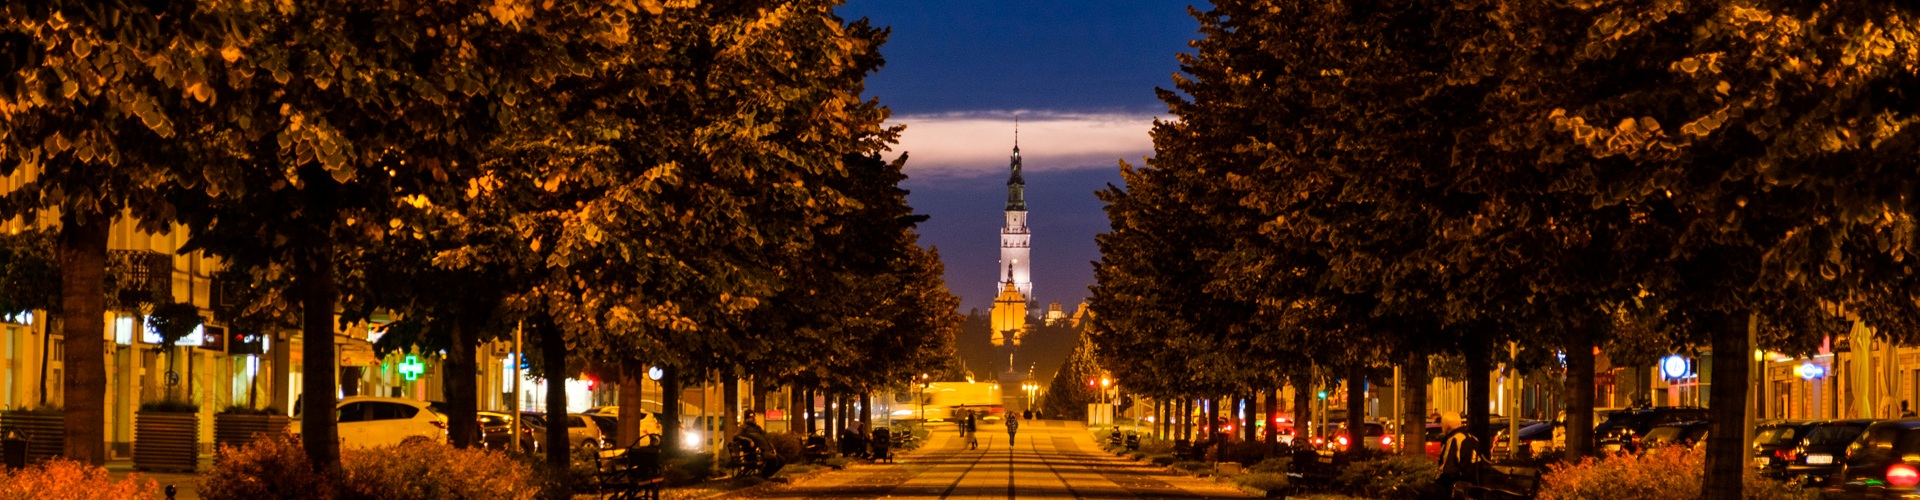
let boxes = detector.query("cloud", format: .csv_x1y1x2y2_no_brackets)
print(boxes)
886,111,1159,182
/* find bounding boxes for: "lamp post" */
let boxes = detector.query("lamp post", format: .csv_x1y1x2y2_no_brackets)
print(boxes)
918,373,930,421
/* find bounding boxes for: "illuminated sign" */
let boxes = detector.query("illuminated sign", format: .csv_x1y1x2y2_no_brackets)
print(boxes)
647,366,664,381
399,355,425,381
1796,361,1826,380
1660,355,1689,379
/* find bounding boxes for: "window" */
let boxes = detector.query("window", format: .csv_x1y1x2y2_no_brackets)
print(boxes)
366,402,418,421
338,403,368,423
568,416,586,428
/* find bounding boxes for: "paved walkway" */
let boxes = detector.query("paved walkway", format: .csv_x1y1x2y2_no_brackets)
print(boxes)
735,421,1250,499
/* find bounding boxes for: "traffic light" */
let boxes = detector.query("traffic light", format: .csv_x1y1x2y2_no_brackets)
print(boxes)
1316,390,1328,400
1088,379,1096,387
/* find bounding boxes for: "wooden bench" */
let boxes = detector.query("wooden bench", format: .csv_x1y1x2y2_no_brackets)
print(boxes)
595,437,664,500
1286,448,1341,490
1455,464,1542,500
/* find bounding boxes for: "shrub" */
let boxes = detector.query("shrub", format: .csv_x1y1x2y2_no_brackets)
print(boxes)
822,456,853,469
663,451,715,485
1233,472,1290,494
1250,457,1291,474
201,434,544,500
1221,440,1276,465
202,434,332,500
779,464,822,477
891,421,930,451
0,459,160,500
218,405,277,415
1139,437,1174,455
1540,448,1814,500
1149,454,1176,466
337,442,542,499
138,397,198,413
1336,454,1437,500
768,432,803,460
1174,460,1212,475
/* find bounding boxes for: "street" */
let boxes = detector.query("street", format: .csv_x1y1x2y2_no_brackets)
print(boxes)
736,421,1251,499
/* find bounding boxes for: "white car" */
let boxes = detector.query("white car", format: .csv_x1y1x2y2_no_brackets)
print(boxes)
293,396,448,448
581,406,665,440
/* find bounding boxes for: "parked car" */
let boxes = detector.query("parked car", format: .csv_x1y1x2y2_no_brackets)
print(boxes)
1640,420,1710,451
1750,419,1819,479
565,413,612,449
578,405,666,445
475,411,543,452
1552,408,1623,452
1327,422,1392,452
292,396,447,449
1839,420,1920,497
1785,419,1874,486
1492,421,1553,459
1595,407,1710,454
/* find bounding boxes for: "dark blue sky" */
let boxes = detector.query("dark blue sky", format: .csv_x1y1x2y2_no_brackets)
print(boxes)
840,1,1203,313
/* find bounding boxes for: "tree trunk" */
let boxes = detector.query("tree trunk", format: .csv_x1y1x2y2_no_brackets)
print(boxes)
618,362,644,449
540,320,569,496
1179,397,1191,441
58,212,108,465
661,367,681,452
1347,363,1366,457
752,378,767,422
1565,323,1597,460
859,392,873,425
1205,396,1219,459
722,374,739,439
296,241,340,473
1703,313,1750,500
1265,387,1279,453
1466,337,1493,457
1293,371,1312,442
1242,394,1256,443
804,388,816,435
823,390,837,441
37,316,54,406
1403,351,1430,456
444,313,478,449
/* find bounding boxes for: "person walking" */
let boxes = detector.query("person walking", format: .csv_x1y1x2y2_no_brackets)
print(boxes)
965,409,979,449
1006,413,1020,444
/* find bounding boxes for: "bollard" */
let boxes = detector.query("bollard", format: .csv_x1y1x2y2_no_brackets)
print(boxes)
1,430,25,469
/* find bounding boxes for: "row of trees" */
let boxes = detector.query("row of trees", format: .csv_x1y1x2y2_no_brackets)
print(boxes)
1090,1,1920,497
0,0,960,491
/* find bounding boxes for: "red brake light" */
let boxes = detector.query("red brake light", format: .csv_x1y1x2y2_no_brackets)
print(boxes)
1890,464,1919,488
1775,449,1797,462
1337,436,1349,446
1381,435,1394,446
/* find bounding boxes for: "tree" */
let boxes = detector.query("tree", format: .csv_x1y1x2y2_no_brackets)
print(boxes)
0,0,242,464
1045,330,1101,421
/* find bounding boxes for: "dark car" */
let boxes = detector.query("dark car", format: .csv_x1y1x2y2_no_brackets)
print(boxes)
1640,420,1711,450
1750,420,1819,479
1787,419,1874,486
476,411,544,452
1839,420,1920,497
1595,407,1710,454
1492,421,1553,459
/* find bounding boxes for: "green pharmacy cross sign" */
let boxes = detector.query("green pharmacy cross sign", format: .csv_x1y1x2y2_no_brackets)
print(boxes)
399,355,425,381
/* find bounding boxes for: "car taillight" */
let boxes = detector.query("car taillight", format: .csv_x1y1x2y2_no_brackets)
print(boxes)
1381,435,1394,447
1889,464,1919,488
1774,449,1797,462
1337,436,1349,447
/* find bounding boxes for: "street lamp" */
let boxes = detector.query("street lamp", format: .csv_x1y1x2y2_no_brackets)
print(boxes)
918,373,931,421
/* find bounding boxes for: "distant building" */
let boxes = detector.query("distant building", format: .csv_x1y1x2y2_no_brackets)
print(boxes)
991,130,1033,372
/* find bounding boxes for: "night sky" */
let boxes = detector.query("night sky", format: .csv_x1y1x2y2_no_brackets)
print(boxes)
838,1,1204,315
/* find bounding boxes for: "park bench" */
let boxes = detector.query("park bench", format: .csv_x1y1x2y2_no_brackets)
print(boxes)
1285,447,1341,490
594,435,664,500
727,436,765,479
802,434,832,463
1453,464,1543,500
1172,438,1213,462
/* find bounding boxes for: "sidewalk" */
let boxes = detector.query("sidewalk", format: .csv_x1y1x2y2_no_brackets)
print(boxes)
104,458,207,500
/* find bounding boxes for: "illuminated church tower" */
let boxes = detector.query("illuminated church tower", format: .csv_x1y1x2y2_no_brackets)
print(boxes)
999,136,1032,301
